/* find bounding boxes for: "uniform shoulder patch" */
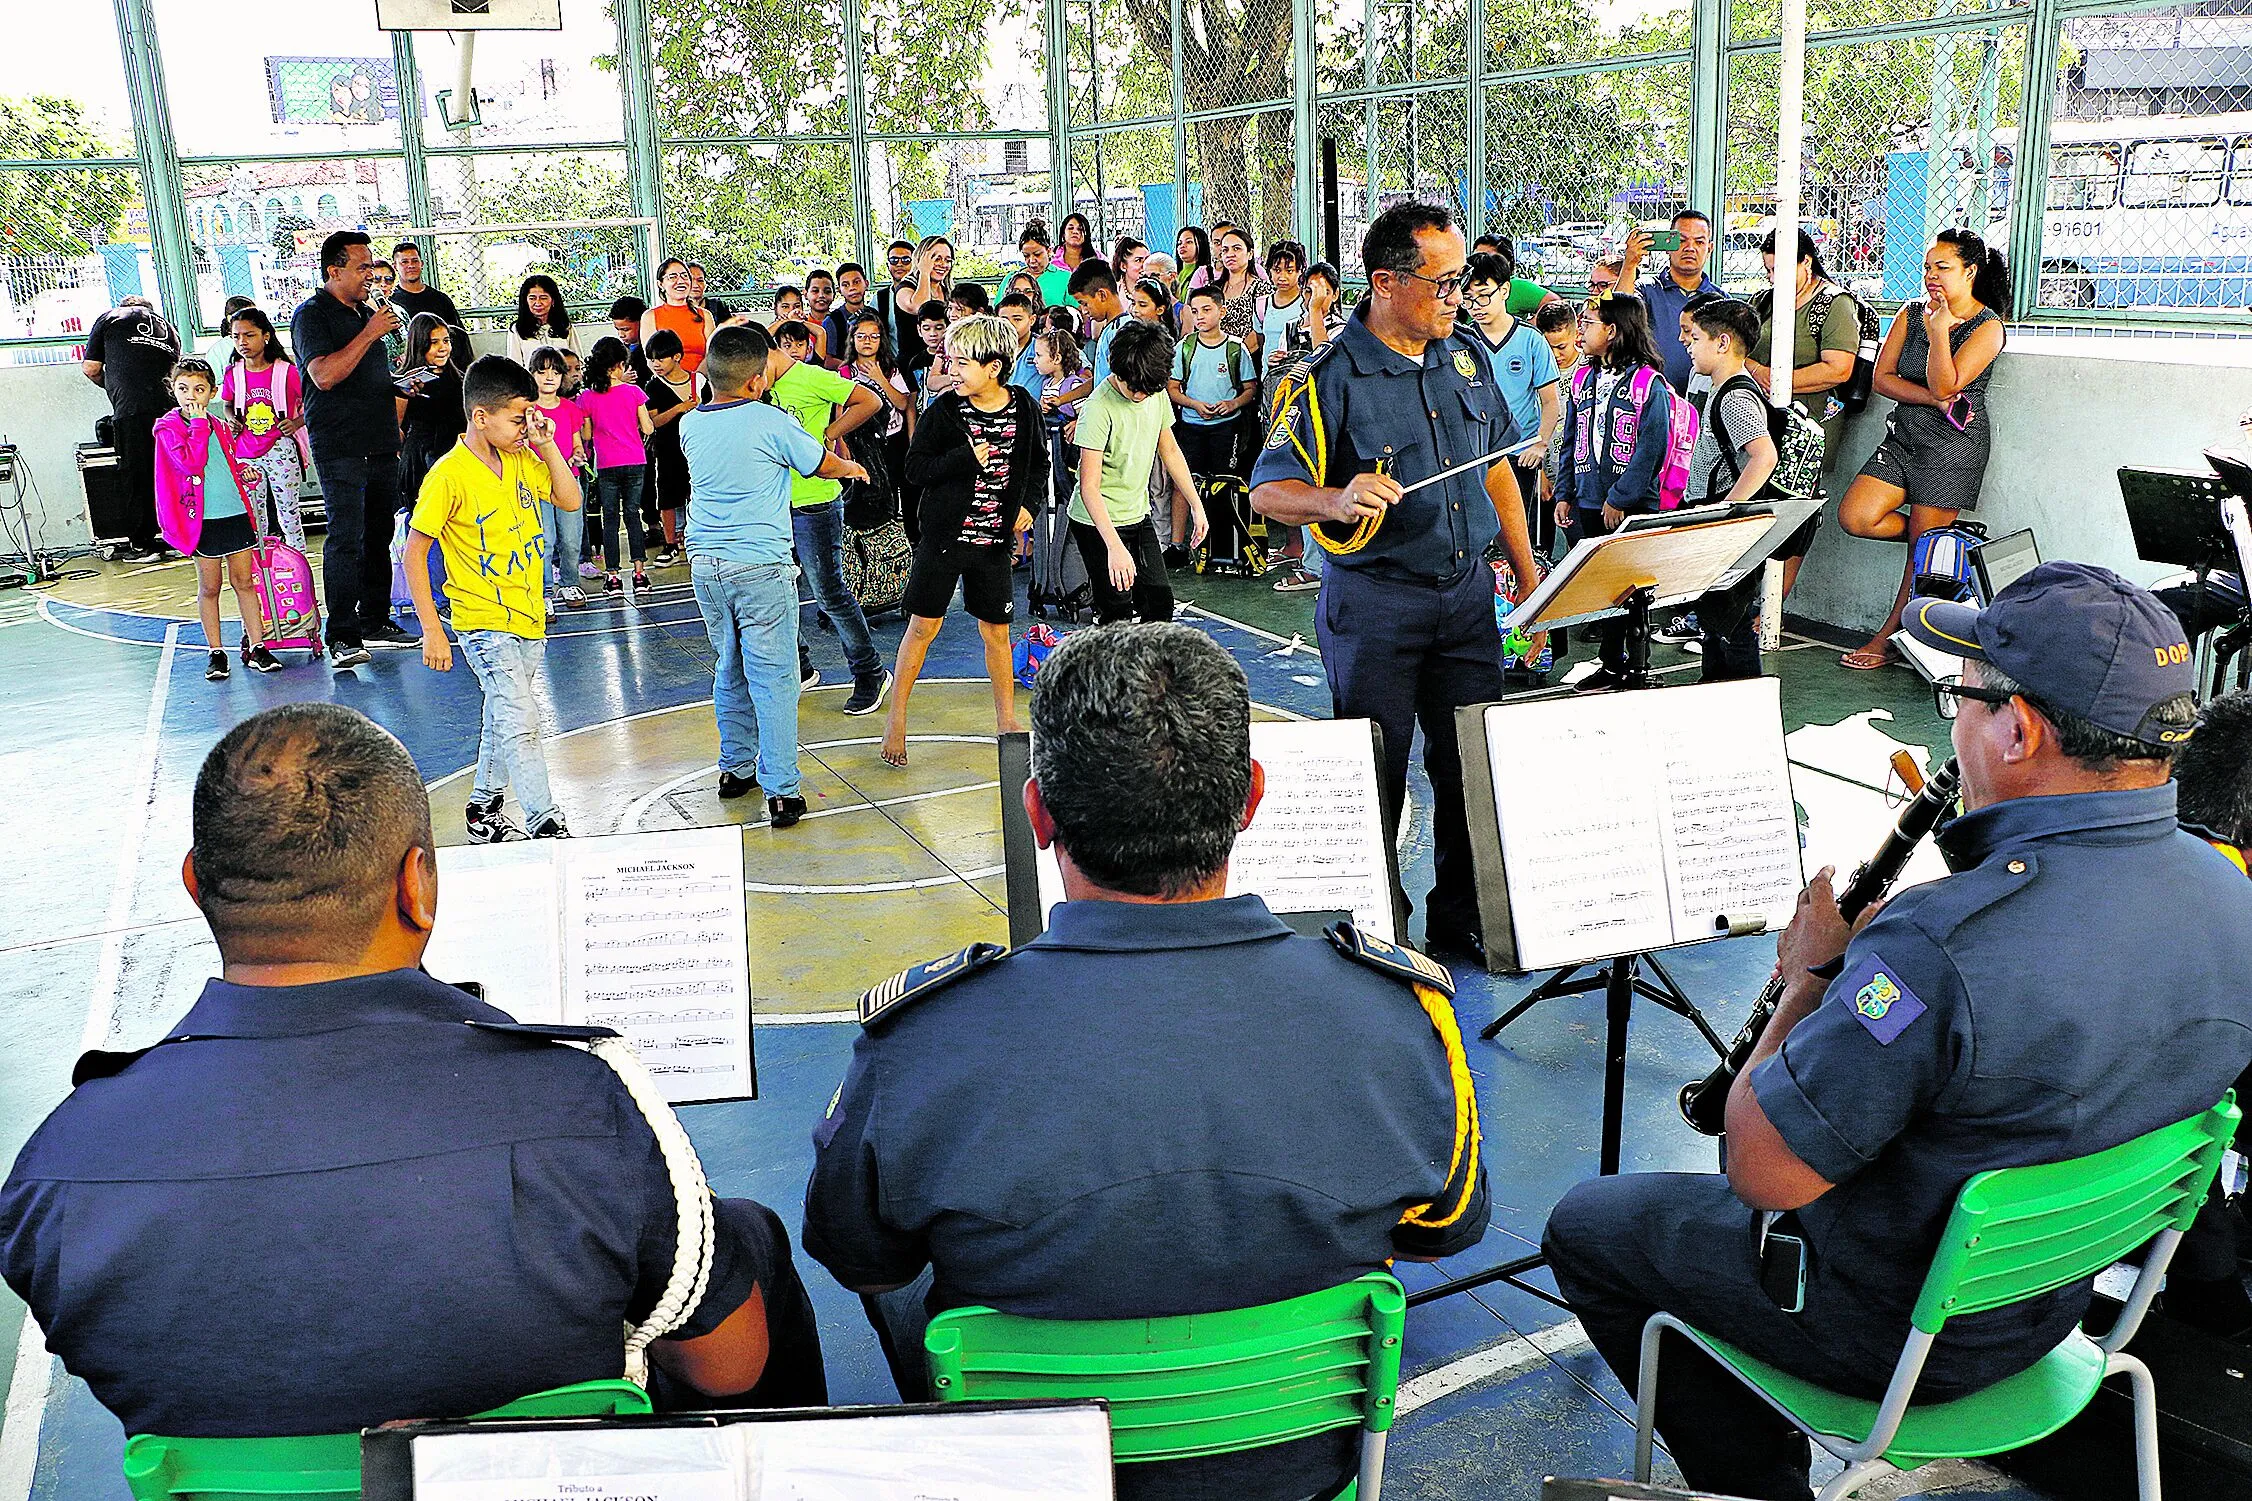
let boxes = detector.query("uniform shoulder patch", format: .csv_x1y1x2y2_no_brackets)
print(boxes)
860,942,1010,1029
1325,922,1455,997
1837,951,1926,1045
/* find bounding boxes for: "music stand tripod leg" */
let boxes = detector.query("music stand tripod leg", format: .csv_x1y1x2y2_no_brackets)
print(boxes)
1600,955,1635,1175
1478,962,1611,1041
1632,954,1729,1058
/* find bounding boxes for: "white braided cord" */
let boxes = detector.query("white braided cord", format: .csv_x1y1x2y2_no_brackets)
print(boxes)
583,1035,717,1388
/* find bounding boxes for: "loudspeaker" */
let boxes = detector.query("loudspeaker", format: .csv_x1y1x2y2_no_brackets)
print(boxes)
77,444,128,543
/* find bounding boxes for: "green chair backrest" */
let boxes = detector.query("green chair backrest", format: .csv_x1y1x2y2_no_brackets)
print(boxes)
1911,1094,2241,1336
923,1271,1406,1465
121,1379,651,1501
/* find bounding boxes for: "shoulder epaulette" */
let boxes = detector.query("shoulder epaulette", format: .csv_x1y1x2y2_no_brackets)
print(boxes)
464,1020,623,1044
859,942,1009,1030
1325,922,1455,998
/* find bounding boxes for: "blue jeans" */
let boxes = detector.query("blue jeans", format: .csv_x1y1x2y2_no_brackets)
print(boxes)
691,555,802,796
541,499,585,595
457,630,557,827
790,498,880,680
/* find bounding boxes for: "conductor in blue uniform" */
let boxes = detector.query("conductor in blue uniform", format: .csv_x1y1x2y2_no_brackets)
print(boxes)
1544,565,2252,1501
1,704,826,1440
1250,201,1546,964
803,622,1489,1501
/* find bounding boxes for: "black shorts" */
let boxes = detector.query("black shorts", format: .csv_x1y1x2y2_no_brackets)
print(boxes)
902,540,1016,624
194,513,258,559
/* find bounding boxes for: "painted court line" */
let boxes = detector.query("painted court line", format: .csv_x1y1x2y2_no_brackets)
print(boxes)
0,623,181,1501
1394,1317,1593,1417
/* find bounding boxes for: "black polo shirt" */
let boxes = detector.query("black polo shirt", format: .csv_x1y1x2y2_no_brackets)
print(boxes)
291,289,402,457
83,306,179,416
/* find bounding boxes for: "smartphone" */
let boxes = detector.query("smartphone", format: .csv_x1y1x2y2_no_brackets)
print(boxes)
1646,229,1683,253
1760,1229,1808,1313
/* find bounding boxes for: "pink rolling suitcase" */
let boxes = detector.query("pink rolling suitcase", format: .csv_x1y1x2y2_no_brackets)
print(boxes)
240,468,324,658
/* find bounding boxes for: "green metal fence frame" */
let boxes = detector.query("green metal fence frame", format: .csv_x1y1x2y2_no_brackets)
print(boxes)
6,0,2241,345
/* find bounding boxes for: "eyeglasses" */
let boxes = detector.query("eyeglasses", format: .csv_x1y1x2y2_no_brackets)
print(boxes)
1393,268,1469,301
1460,283,1500,307
1933,676,2017,720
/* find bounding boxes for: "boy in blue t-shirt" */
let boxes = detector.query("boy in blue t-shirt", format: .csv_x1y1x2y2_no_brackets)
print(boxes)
1166,285,1258,482
680,323,868,829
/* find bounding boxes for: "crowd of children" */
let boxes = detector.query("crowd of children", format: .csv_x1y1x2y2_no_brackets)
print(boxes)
178,221,1825,849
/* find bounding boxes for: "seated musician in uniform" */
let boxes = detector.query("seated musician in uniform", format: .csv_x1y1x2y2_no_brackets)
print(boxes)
0,703,826,1440
1544,563,2252,1501
802,621,1489,1501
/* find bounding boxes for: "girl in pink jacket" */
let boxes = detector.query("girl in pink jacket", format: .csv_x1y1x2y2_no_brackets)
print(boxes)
154,358,279,680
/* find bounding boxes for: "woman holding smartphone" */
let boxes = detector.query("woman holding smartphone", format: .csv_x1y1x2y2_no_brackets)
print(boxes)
1836,228,2009,670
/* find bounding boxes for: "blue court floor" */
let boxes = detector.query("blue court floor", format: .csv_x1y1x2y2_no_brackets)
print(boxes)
0,562,2060,1500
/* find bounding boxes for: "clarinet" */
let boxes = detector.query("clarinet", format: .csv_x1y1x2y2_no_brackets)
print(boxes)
1677,756,1962,1138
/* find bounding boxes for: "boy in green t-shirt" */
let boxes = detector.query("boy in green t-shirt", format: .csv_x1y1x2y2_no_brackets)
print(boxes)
765,323,894,714
405,355,583,842
1070,319,1205,624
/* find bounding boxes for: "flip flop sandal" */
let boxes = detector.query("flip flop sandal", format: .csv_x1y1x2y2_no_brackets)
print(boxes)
1840,647,1896,671
880,746,909,768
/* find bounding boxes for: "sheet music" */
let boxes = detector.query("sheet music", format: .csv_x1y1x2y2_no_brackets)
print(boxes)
1652,681,1803,939
420,828,754,1105
1483,678,1802,968
422,843,564,1023
562,826,755,1104
1484,694,1676,967
1226,719,1395,940
1033,718,1394,940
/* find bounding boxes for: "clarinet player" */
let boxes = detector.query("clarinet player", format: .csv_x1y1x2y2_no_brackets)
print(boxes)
1542,563,2252,1501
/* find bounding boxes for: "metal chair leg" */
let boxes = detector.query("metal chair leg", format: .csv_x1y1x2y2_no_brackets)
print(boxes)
1357,1427,1387,1501
2114,1353,2163,1501
1633,1315,1669,1481
1816,1458,1896,1500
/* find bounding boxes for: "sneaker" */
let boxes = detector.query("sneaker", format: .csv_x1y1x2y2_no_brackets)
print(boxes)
330,643,372,670
243,643,282,674
842,670,892,716
466,809,528,843
632,570,651,590
767,793,808,829
579,560,601,579
1272,566,1321,593
650,547,679,568
545,596,557,620
1654,611,1700,644
605,572,622,594
362,622,419,649
1573,666,1629,694
718,770,758,800
1163,544,1191,569
529,815,571,839
467,791,505,821
562,586,587,609
205,650,230,681
800,665,822,691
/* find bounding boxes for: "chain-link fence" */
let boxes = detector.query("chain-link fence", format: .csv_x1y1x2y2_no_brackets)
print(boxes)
180,158,414,334
1725,25,2022,302
2035,5,2252,312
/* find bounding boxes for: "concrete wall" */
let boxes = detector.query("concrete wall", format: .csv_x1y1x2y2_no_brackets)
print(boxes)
3,360,121,551
1789,335,2252,637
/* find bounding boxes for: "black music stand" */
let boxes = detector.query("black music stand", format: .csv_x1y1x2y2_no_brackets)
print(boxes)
2121,464,2247,695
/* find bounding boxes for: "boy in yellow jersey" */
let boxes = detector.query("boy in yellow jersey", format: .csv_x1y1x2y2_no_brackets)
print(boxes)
405,355,584,841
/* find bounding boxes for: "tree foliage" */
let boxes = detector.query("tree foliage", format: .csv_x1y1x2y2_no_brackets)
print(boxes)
0,96,135,263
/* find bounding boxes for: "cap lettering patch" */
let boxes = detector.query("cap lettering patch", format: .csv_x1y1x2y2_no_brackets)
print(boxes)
1840,952,1925,1045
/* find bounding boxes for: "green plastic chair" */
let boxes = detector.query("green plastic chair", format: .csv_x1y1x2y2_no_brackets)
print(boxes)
120,1378,651,1500
925,1271,1406,1501
1633,1094,2242,1501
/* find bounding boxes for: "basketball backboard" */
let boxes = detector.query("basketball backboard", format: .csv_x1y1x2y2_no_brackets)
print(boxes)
375,0,563,30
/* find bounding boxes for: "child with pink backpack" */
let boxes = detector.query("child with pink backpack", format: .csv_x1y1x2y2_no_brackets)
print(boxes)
1551,293,1696,689
153,358,282,681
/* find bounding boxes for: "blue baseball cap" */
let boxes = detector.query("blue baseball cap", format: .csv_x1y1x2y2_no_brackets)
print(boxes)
1902,562,2197,746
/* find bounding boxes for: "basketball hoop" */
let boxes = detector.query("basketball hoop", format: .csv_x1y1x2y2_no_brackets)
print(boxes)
376,0,565,130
